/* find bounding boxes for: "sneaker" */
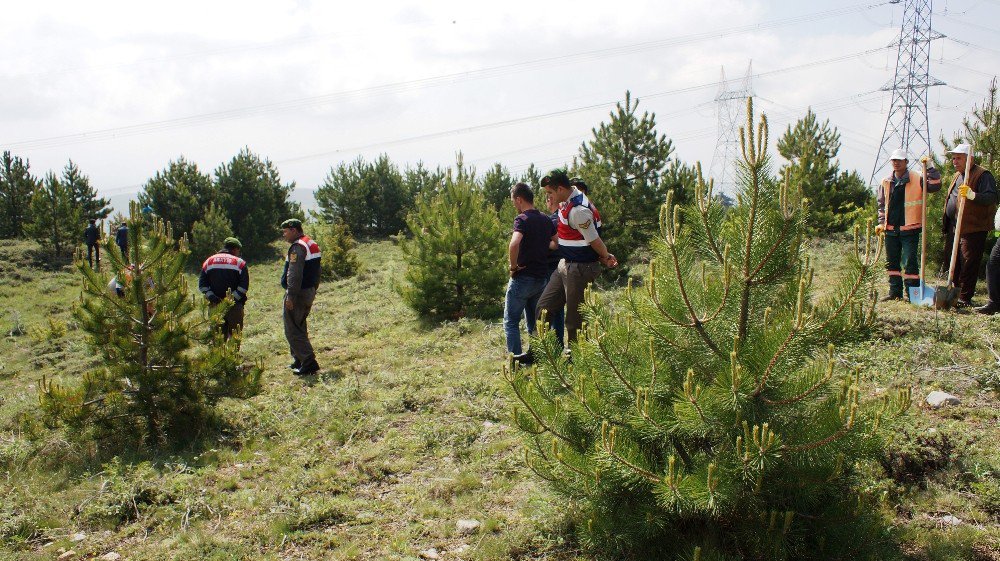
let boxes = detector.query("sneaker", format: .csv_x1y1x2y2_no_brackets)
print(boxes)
288,359,301,370
955,299,974,309
976,302,999,315
294,360,320,376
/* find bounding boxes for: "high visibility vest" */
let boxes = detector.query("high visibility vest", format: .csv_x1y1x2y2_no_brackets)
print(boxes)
881,170,925,231
557,191,603,262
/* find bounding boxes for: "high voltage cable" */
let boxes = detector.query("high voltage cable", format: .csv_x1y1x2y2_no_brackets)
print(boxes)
274,48,892,166
3,2,890,151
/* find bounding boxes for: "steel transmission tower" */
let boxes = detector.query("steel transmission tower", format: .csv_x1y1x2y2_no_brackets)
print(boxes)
710,64,753,195
870,0,944,184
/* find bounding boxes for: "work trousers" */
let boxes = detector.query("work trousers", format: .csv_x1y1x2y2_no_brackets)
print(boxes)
544,261,565,347
943,230,988,302
536,259,601,343
283,288,317,366
223,303,245,341
885,232,920,297
87,243,100,271
986,239,1000,306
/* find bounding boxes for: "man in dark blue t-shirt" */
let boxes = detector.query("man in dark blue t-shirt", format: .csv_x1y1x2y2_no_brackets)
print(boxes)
505,182,556,361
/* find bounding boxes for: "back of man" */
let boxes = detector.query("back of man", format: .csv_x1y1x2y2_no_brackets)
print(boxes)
199,237,249,340
84,220,101,270
504,183,556,359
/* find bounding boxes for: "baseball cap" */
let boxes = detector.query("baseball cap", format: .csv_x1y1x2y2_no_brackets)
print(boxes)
946,143,972,155
889,149,908,161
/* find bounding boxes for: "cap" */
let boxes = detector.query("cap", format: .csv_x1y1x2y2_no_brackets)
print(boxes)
946,143,972,155
540,168,570,188
223,236,242,249
280,218,303,229
889,149,908,161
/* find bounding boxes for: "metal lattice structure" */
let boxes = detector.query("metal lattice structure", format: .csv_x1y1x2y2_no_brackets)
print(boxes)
710,64,753,195
870,0,944,185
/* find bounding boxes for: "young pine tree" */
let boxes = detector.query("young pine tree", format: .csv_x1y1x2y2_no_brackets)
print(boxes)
311,219,361,280
506,101,908,560
26,172,80,258
0,151,39,239
399,156,505,320
63,159,111,221
189,203,235,270
39,206,261,448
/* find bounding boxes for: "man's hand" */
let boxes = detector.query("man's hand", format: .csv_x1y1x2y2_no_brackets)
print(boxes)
509,264,525,278
601,253,618,268
920,155,930,165
959,183,976,200
284,298,294,311
874,224,885,236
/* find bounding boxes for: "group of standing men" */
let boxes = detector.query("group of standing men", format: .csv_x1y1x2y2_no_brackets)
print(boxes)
197,218,323,375
876,143,1000,313
503,168,617,363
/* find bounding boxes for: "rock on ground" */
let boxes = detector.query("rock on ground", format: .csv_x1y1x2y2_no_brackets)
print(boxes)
925,390,961,408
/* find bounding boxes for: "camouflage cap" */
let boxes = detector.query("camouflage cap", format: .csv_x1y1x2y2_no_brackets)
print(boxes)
280,218,303,230
223,236,242,249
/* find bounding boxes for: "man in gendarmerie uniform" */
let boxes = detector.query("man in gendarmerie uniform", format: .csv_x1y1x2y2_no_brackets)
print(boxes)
198,236,250,340
280,218,322,375
535,168,617,345
942,143,998,308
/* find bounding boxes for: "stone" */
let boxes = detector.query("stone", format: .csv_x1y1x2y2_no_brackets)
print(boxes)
925,391,961,408
456,519,481,535
419,548,440,559
939,514,962,526
101,553,122,561
70,533,86,542
57,551,77,560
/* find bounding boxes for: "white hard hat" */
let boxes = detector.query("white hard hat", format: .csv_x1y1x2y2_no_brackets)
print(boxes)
946,143,972,155
889,148,908,161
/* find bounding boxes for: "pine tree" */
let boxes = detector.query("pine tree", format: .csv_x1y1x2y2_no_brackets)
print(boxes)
481,163,515,211
576,91,680,279
399,155,505,320
26,172,80,257
63,160,111,221
0,151,39,239
311,220,361,280
189,203,235,270
138,156,217,241
315,155,414,238
777,109,872,235
506,101,908,560
215,148,299,257
39,206,261,448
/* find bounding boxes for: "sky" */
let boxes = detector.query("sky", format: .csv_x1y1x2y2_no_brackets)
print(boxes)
2,0,998,209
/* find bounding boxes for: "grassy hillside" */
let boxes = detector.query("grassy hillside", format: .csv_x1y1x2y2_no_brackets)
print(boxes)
1,237,998,560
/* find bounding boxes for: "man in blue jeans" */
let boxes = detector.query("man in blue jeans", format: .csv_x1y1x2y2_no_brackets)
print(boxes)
504,182,556,363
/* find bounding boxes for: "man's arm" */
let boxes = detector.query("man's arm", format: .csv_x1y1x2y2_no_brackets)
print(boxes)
570,206,617,267
876,183,886,226
972,172,999,206
198,265,218,303
233,263,249,303
508,231,524,276
588,238,618,268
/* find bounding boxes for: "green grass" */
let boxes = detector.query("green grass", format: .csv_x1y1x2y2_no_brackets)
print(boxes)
0,236,998,560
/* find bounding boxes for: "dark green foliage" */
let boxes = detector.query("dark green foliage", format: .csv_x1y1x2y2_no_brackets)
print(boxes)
404,161,447,201
399,156,505,320
576,91,684,279
63,159,111,221
519,163,543,190
777,109,872,236
189,203,235,270
314,154,415,237
0,151,39,239
26,172,80,257
138,156,216,241
215,148,299,257
480,163,515,211
39,208,261,448
310,220,361,280
507,101,907,560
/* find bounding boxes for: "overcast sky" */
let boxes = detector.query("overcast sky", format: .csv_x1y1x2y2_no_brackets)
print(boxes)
2,0,998,207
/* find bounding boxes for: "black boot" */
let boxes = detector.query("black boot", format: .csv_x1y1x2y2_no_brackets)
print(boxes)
295,358,320,376
976,301,999,315
289,359,301,370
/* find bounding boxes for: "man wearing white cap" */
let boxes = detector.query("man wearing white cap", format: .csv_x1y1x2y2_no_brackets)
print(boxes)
942,143,997,307
875,149,941,300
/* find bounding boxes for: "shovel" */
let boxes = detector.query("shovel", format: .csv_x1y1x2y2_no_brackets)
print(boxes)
909,157,935,306
934,146,974,310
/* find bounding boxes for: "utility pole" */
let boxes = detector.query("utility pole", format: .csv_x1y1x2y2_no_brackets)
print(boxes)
870,0,944,184
710,63,753,196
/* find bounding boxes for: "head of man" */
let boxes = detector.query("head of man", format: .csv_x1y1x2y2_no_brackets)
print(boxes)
541,168,572,204
88,218,96,225
545,192,558,213
510,182,534,213
280,218,303,242
889,149,908,176
223,236,242,257
570,177,589,195
948,143,973,174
